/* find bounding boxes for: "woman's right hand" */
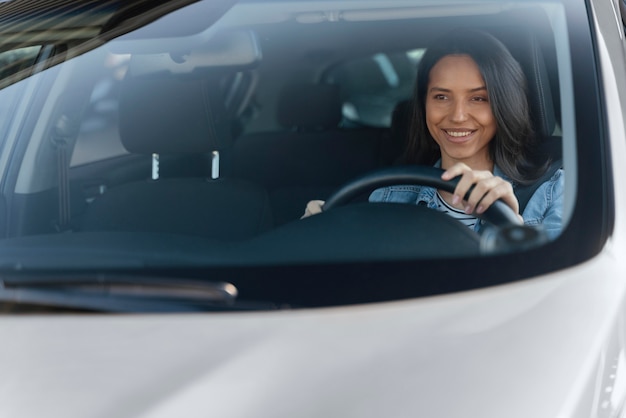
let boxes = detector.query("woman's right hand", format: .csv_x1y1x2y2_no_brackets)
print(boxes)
441,162,522,221
301,200,325,218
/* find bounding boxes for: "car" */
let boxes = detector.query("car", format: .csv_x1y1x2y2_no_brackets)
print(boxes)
0,0,624,416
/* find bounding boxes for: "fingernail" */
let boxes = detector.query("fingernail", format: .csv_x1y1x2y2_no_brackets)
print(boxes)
464,205,471,214
476,205,484,214
452,195,460,205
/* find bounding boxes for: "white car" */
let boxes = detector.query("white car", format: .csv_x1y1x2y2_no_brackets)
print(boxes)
0,0,624,416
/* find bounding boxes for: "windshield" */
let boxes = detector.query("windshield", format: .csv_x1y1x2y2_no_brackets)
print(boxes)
0,0,608,310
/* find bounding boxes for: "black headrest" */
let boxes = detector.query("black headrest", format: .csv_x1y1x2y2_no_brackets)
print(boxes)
277,83,342,130
118,77,232,154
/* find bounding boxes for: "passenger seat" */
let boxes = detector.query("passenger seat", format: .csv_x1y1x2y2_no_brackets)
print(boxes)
80,76,273,241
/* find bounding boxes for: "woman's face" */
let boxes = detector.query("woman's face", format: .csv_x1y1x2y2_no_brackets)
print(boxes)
425,54,497,170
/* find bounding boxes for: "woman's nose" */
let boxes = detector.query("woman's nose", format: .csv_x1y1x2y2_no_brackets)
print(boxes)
451,100,469,122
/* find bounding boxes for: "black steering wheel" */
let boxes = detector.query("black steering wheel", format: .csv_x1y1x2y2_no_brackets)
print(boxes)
323,165,522,228
238,166,543,264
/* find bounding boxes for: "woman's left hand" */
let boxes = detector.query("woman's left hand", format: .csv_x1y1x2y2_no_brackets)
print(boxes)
441,163,523,221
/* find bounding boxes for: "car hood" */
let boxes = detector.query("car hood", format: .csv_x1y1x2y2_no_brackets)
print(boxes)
0,255,624,418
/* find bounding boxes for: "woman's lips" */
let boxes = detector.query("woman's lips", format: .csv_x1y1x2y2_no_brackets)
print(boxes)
443,129,476,143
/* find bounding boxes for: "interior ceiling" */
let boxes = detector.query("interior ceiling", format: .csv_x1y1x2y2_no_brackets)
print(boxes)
252,12,521,68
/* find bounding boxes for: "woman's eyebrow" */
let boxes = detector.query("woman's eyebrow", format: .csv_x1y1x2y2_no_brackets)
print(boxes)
429,86,487,93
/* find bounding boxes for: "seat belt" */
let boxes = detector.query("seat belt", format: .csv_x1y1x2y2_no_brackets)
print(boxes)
515,158,562,214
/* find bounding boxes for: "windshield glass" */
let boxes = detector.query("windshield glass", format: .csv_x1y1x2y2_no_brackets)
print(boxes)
0,0,605,309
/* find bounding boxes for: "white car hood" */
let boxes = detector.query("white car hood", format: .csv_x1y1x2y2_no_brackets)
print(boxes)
0,254,624,418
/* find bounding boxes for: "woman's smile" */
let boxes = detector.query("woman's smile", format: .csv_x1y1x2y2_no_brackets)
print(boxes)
442,128,477,142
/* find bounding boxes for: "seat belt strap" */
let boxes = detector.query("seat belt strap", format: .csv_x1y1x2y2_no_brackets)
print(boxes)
516,158,562,214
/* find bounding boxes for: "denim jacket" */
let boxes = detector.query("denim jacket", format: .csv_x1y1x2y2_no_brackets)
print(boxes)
368,165,564,240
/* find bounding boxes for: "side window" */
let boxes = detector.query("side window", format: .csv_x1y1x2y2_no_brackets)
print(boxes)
325,49,423,127
0,46,42,80
0,47,42,151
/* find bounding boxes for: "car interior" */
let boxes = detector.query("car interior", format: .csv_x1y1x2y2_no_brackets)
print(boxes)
0,1,569,271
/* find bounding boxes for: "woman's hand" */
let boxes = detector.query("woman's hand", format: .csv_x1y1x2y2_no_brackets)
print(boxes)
441,163,523,221
301,200,325,218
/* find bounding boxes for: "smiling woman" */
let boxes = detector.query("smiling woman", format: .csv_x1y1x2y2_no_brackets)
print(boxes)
425,54,497,170
400,29,563,238
308,28,564,239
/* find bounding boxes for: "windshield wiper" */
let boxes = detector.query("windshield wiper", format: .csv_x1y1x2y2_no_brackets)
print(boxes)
0,274,268,313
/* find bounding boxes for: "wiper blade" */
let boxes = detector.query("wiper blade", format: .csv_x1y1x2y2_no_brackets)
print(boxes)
0,274,251,313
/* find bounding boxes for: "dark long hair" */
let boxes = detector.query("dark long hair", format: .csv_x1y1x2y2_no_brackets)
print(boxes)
403,28,543,184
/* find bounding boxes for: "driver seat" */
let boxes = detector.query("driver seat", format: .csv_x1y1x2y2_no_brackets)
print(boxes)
497,27,563,212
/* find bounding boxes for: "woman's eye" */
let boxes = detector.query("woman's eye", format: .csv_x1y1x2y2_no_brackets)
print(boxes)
472,96,488,102
433,94,447,100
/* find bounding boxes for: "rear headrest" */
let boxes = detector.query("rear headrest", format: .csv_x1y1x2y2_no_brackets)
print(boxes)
277,83,342,130
118,77,231,154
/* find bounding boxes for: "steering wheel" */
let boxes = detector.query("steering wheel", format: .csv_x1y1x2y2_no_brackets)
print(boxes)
323,165,522,228
241,165,543,263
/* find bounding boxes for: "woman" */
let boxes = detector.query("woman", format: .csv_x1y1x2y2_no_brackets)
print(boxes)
304,29,563,239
